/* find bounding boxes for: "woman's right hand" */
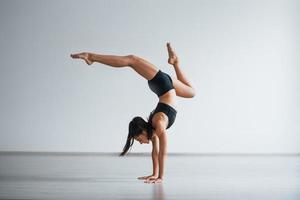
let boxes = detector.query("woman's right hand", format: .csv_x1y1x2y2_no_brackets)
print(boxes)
137,174,158,181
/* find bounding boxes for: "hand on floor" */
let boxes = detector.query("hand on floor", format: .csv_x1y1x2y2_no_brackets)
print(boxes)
137,174,157,180
144,177,163,184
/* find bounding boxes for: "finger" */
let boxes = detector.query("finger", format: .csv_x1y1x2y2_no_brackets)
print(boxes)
143,176,153,180
145,180,153,184
144,179,153,183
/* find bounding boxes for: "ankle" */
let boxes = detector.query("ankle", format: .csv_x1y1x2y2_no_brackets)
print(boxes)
89,53,95,62
173,61,180,67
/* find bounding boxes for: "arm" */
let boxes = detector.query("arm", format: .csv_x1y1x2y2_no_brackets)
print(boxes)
137,135,159,181
144,117,168,184
151,135,159,176
144,129,167,184
157,129,167,179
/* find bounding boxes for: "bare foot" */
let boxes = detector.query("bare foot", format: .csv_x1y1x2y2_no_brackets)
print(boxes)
166,42,179,65
70,52,93,65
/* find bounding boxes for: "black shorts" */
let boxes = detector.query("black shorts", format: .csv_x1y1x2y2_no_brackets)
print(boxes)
148,70,174,97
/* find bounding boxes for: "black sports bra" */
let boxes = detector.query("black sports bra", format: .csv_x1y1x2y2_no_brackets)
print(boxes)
148,102,177,130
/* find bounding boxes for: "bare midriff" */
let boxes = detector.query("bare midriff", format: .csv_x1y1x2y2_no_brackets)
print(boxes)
158,89,177,109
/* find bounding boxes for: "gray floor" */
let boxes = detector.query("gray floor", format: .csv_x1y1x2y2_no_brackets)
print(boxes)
0,153,299,200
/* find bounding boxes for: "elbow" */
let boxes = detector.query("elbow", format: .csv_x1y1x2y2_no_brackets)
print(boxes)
152,150,158,156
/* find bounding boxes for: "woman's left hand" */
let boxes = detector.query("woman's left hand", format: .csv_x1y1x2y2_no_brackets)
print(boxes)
144,177,163,184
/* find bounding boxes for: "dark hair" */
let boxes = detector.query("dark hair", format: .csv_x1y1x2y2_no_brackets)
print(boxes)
119,116,153,156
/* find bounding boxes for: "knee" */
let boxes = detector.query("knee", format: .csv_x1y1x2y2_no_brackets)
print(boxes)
126,54,139,65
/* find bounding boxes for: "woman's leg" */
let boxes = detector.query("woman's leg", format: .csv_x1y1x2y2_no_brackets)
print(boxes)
167,43,196,98
70,52,159,80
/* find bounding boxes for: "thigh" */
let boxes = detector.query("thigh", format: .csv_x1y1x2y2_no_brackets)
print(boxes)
129,55,159,80
171,76,195,98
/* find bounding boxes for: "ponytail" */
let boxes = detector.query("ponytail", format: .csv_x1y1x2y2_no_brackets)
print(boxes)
119,116,152,156
119,134,134,156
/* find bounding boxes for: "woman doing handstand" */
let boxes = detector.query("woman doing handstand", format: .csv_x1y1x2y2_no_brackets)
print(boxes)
70,43,195,184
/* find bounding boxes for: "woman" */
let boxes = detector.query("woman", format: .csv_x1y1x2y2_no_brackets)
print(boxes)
70,43,195,184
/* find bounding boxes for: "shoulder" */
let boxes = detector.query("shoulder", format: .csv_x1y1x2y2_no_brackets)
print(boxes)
152,114,167,137
152,113,167,127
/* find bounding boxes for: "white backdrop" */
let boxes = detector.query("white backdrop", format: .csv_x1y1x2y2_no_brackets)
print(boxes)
0,0,299,153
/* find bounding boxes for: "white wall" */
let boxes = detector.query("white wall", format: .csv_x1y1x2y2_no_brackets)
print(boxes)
0,0,299,153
